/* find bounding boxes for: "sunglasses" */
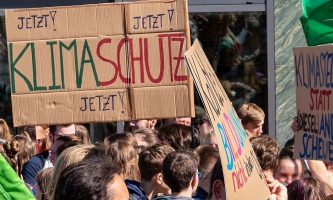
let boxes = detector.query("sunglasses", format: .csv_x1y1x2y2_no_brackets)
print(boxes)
193,170,203,179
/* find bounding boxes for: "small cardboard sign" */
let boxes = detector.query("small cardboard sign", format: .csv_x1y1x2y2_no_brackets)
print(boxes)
293,46,333,161
184,40,270,200
5,0,194,126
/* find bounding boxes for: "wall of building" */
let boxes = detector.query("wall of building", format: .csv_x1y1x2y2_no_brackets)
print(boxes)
275,0,307,147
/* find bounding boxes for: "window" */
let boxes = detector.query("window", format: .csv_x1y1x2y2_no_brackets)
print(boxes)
190,12,269,133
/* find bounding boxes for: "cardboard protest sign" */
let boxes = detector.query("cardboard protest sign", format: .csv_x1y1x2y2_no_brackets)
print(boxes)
184,40,270,200
293,46,333,161
5,0,195,126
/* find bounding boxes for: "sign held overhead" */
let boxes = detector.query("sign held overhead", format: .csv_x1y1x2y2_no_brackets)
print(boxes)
184,39,270,200
5,0,194,126
293,45,333,161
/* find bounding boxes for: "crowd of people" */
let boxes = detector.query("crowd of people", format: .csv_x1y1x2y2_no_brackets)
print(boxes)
0,102,333,200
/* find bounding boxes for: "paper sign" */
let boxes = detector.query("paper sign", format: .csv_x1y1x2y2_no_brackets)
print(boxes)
184,40,270,200
5,0,195,126
293,46,333,161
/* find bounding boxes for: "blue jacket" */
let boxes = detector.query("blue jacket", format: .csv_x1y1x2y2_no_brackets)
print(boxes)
192,187,208,200
125,179,149,200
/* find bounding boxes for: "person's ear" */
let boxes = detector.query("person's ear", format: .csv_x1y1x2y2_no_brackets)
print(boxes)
213,180,224,198
191,172,199,188
154,173,163,185
149,119,157,129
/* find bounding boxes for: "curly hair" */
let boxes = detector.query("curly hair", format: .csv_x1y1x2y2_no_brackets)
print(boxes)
250,135,279,172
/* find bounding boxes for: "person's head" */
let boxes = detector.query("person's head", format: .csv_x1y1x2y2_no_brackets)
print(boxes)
49,124,76,144
284,138,294,150
133,128,159,147
35,126,51,153
55,140,84,159
0,119,11,141
237,103,265,137
162,150,200,196
36,167,53,200
158,124,200,150
274,147,303,185
49,135,81,164
205,131,218,148
139,144,175,194
49,144,105,200
107,141,140,181
35,125,49,140
129,119,157,133
104,132,137,152
195,145,220,184
250,136,279,177
287,177,333,200
198,113,213,141
54,157,129,200
8,135,37,176
75,125,91,144
176,117,191,126
207,160,226,200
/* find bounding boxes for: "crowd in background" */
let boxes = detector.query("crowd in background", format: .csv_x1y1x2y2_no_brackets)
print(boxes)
1,102,333,200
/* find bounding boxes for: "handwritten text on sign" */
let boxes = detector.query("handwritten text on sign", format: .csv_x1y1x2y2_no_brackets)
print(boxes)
9,33,187,94
6,0,194,127
294,46,333,161
184,40,270,200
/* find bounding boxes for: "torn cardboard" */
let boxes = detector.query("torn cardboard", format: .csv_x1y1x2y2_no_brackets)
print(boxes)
185,39,271,200
6,0,194,126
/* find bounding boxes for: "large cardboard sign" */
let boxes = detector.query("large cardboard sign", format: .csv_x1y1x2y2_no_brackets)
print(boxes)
293,46,333,161
184,40,270,199
5,0,194,126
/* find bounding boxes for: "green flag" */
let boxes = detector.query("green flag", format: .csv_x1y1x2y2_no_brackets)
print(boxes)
301,0,333,46
0,154,35,200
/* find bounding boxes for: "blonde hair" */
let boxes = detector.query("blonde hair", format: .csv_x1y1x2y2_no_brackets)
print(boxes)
0,119,11,141
48,145,104,199
75,125,91,144
107,141,140,181
237,103,265,125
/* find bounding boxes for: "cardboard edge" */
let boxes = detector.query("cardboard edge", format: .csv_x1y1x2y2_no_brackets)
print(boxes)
183,0,195,118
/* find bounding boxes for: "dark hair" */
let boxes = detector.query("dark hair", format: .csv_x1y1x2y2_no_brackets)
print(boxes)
195,145,220,180
36,168,53,200
279,147,294,160
287,177,333,200
207,160,224,199
284,138,294,149
49,124,73,134
158,124,200,150
55,135,81,143
139,144,174,181
250,135,279,172
162,150,199,193
56,140,84,157
75,125,91,144
54,157,118,200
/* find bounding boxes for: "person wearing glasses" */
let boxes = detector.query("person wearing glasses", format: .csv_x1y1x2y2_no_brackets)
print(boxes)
193,145,220,200
21,124,76,186
153,150,200,200
197,113,213,144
